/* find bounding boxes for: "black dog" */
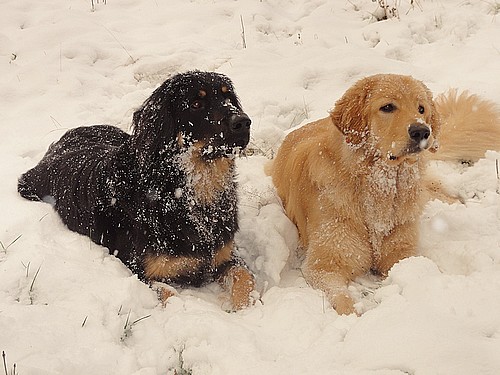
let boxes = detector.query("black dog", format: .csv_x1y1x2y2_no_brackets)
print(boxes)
18,71,255,310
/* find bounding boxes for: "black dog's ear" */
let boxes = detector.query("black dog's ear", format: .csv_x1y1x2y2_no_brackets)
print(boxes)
130,83,178,169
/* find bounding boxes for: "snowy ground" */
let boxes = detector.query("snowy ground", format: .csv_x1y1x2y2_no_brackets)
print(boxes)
1,0,500,374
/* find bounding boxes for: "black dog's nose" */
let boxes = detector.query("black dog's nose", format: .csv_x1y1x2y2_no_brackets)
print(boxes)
408,123,430,142
229,114,251,133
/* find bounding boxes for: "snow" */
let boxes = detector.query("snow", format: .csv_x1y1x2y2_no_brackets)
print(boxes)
1,0,500,374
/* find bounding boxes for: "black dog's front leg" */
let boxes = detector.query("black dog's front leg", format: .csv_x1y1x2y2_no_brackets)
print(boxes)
213,242,255,310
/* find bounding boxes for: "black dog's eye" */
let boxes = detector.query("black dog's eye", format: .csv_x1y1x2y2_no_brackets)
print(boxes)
418,105,425,114
190,100,204,110
380,103,396,113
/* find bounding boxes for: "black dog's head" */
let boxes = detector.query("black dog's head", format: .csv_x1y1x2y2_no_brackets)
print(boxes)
131,71,251,167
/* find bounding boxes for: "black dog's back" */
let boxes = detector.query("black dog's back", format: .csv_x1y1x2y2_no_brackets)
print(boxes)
19,125,128,201
18,125,131,241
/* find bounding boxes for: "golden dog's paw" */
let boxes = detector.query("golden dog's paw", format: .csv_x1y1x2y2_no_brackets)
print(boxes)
332,293,358,316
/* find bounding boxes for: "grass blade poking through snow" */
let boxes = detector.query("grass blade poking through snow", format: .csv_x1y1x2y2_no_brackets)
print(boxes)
29,265,42,305
2,351,6,375
121,310,152,341
240,15,247,49
30,265,42,294
2,351,17,375
496,159,499,194
0,234,22,253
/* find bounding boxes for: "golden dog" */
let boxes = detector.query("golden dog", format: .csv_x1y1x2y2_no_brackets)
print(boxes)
270,74,500,315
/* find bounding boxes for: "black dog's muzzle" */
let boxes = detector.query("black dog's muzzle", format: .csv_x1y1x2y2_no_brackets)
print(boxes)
227,113,251,148
199,111,252,159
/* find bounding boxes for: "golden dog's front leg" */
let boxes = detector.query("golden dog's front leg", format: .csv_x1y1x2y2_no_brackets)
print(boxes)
302,266,356,315
374,221,419,276
302,221,372,315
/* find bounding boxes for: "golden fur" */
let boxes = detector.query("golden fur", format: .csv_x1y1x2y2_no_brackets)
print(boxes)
433,89,500,162
270,74,500,315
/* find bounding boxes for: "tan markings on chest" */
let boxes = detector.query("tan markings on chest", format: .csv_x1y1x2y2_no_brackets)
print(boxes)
176,140,233,205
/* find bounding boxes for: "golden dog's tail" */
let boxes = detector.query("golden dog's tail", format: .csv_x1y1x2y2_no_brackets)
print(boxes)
431,90,500,162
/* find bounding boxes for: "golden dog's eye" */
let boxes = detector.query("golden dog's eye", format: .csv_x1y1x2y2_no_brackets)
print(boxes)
418,105,425,114
190,100,204,110
380,104,396,113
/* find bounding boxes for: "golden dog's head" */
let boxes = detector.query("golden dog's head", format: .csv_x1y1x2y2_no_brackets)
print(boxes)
330,74,441,164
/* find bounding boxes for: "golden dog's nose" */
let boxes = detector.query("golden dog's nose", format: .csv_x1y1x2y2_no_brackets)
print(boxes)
408,123,430,143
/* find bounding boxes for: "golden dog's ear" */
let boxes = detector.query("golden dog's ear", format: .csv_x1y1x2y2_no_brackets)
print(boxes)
330,81,369,146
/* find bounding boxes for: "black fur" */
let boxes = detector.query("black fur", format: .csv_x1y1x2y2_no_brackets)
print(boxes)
18,71,251,287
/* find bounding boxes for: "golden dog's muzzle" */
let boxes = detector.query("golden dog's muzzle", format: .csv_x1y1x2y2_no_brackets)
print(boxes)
388,123,433,162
